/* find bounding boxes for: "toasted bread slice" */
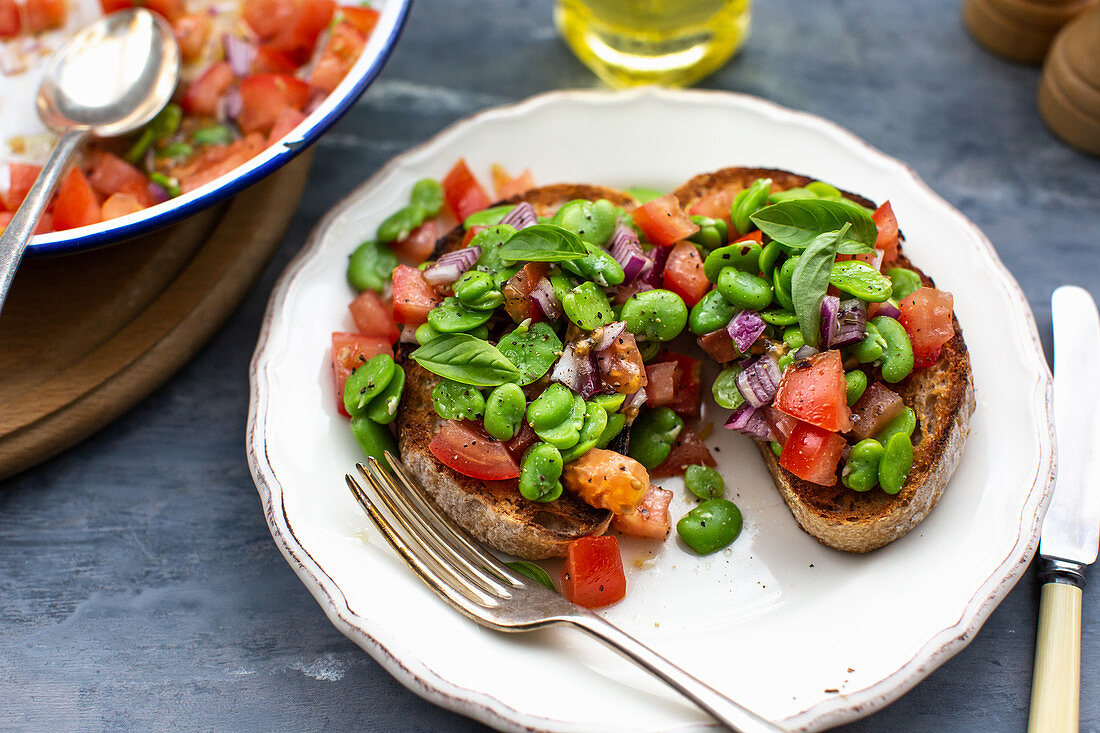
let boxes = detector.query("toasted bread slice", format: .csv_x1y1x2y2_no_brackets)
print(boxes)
395,184,638,560
675,168,975,553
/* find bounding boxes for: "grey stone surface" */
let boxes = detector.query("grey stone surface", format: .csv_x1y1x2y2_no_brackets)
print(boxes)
3,0,1099,730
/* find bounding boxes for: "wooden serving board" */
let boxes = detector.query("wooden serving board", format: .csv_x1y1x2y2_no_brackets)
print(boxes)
0,150,312,480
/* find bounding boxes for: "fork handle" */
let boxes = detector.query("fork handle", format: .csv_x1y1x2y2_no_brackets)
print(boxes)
567,612,783,732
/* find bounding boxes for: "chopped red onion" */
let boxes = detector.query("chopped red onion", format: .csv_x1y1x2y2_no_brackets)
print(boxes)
726,310,766,353
219,86,243,123
305,89,326,115
223,34,257,77
724,405,773,441
736,355,781,408
500,202,537,230
642,245,671,287
765,407,797,444
531,277,562,320
873,300,902,319
398,326,419,344
830,298,867,346
624,386,648,414
820,295,841,349
551,343,600,397
596,321,627,351
871,249,885,272
609,225,650,283
147,182,170,204
423,246,480,286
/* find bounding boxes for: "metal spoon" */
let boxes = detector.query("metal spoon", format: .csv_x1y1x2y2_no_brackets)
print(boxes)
0,8,180,315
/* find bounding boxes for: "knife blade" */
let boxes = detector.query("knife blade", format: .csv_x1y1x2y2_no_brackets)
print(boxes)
1039,285,1100,570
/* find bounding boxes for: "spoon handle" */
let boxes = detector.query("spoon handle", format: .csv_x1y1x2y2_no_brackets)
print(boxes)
0,127,91,315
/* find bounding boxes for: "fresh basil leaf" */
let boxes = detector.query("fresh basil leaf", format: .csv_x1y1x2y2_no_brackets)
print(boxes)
498,224,587,262
750,199,876,251
791,223,849,347
836,241,878,256
506,560,556,590
411,333,521,386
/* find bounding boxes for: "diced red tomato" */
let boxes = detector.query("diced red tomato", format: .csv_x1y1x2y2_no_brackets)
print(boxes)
734,230,763,245
3,163,42,211
391,264,441,326
611,487,672,540
644,361,680,408
460,224,484,249
899,287,954,367
100,0,183,20
244,0,334,57
0,0,20,38
697,328,740,363
442,159,491,222
348,290,399,344
773,350,851,432
872,201,899,264
100,193,144,220
181,62,236,117
52,167,101,231
687,187,734,225
490,164,535,200
502,262,548,323
173,133,267,194
87,152,146,199
173,13,211,63
429,420,520,481
310,20,366,93
26,0,66,32
0,212,11,229
236,73,311,135
650,427,715,479
779,420,847,486
266,107,308,147
0,211,53,234
252,46,299,73
662,240,708,306
633,194,698,247
596,330,647,394
332,331,391,415
657,351,702,417
391,219,440,264
504,422,538,464
561,535,627,609
340,4,379,35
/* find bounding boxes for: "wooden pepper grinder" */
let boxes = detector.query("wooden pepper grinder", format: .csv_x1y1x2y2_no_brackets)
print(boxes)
963,0,1098,64
1039,5,1100,154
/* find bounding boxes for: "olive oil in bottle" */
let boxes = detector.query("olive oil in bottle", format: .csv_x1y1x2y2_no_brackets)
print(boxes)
554,0,751,88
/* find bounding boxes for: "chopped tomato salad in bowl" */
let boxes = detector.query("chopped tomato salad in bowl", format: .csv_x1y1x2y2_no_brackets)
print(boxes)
0,0,410,254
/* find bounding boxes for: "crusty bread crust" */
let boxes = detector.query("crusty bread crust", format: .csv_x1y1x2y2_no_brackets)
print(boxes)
674,168,975,553
397,184,638,559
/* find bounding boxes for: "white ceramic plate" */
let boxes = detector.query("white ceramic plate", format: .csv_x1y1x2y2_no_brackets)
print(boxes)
1,0,410,255
247,89,1055,731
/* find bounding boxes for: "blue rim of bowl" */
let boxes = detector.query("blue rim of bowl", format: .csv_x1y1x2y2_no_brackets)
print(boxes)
25,0,412,258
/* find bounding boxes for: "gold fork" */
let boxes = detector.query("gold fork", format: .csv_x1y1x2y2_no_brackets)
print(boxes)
346,454,783,733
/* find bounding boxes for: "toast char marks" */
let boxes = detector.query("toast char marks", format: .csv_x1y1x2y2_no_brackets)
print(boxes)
675,167,975,553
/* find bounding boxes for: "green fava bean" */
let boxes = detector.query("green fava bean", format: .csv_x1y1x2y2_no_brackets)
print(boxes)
829,260,893,302
453,270,503,310
350,415,398,469
595,412,626,449
549,273,576,304
842,438,885,492
770,440,783,458
519,442,565,502
887,267,923,301
472,224,518,273
677,498,743,555
845,370,868,406
806,181,843,199
783,325,805,350
688,215,728,250
347,240,398,293
527,384,574,432
552,199,617,246
621,289,688,342
416,321,487,344
628,406,684,469
772,256,797,311
535,393,586,449
410,178,444,218
562,281,615,331
483,383,526,441
879,432,914,495
849,321,887,363
777,353,794,372
464,204,515,229
871,315,915,383
561,242,626,286
428,297,494,334
377,204,426,243
497,322,563,385
685,464,725,500
689,289,738,335
760,308,799,326
703,240,764,283
366,364,406,424
344,354,396,416
559,402,609,462
718,268,773,311
759,240,783,281
731,178,771,235
712,366,745,410
637,339,661,362
431,379,485,420
875,406,917,445
624,187,664,204
589,392,626,414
